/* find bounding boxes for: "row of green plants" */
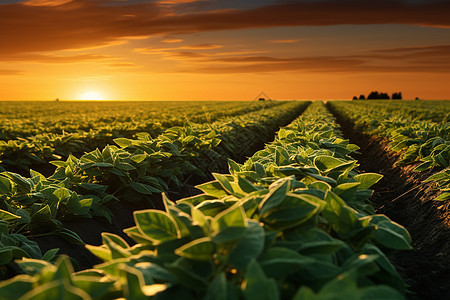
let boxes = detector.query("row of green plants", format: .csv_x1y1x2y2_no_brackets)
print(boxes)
328,101,450,201
0,101,310,277
344,100,449,123
0,101,411,299
0,101,284,140
0,101,288,173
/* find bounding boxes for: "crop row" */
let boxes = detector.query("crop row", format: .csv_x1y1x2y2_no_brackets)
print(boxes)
328,101,450,202
0,101,289,174
348,100,449,123
0,101,310,277
0,101,411,299
0,101,284,140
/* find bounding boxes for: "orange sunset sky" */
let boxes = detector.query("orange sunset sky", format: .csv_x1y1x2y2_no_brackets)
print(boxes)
1,0,449,101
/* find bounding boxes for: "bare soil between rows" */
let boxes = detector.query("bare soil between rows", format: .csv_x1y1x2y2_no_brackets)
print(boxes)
328,103,450,300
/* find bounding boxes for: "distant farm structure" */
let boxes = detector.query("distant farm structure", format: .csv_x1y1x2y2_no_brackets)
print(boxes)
254,91,272,101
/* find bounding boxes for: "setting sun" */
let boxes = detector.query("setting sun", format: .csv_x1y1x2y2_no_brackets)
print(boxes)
80,91,104,101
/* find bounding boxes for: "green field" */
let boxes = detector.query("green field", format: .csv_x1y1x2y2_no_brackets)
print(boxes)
0,100,448,299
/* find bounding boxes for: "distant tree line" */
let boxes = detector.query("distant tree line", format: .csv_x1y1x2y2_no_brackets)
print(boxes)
352,91,402,100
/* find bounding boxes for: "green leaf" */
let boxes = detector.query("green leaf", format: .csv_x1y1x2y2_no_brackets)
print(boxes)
211,205,248,244
114,138,133,148
259,247,314,278
131,154,147,163
30,205,52,223
228,221,265,270
228,159,241,174
130,182,160,195
0,209,20,221
243,260,279,300
0,176,12,193
120,265,147,300
314,156,345,171
19,280,91,300
0,277,34,300
196,181,228,198
134,210,180,244
204,273,227,300
414,161,433,172
259,177,290,217
175,237,216,261
0,248,13,265
354,173,383,190
212,205,247,232
166,258,208,291
16,258,54,276
42,248,59,262
213,173,234,195
56,228,85,245
360,286,404,300
262,194,320,230
365,215,412,250
435,192,450,201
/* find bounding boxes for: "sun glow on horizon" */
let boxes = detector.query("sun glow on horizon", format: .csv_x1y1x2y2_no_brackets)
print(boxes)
80,91,104,100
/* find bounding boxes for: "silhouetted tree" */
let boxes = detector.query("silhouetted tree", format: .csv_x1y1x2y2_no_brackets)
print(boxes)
359,94,366,100
352,96,358,100
367,91,390,100
392,92,402,100
415,97,420,100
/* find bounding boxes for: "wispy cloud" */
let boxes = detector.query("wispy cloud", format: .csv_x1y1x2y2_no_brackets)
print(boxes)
22,0,74,7
171,44,450,74
135,43,223,54
1,0,449,56
267,39,302,44
0,53,113,63
0,69,24,75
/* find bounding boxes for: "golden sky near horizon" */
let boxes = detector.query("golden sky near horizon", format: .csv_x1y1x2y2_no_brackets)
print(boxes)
1,0,450,101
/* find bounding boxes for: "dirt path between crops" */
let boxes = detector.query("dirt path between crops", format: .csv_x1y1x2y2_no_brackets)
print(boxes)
327,103,450,300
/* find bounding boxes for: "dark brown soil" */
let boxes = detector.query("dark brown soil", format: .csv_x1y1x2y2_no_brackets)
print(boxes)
328,103,450,300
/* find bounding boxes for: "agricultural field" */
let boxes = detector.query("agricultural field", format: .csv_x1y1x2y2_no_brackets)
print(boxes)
0,100,448,299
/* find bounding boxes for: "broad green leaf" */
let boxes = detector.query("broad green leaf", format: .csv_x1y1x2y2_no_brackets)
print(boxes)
0,277,34,300
42,248,60,262
16,258,54,276
354,173,383,190
314,156,345,171
130,182,160,195
0,176,12,193
134,210,180,244
212,205,247,232
175,237,216,261
228,221,265,270
114,138,133,148
243,260,279,300
166,258,208,291
259,177,290,217
360,286,404,300
0,249,13,265
365,215,412,250
0,209,20,221
262,194,320,230
196,181,228,198
259,247,314,278
204,273,227,300
213,173,234,195
30,205,52,223
211,205,248,244
19,279,91,300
